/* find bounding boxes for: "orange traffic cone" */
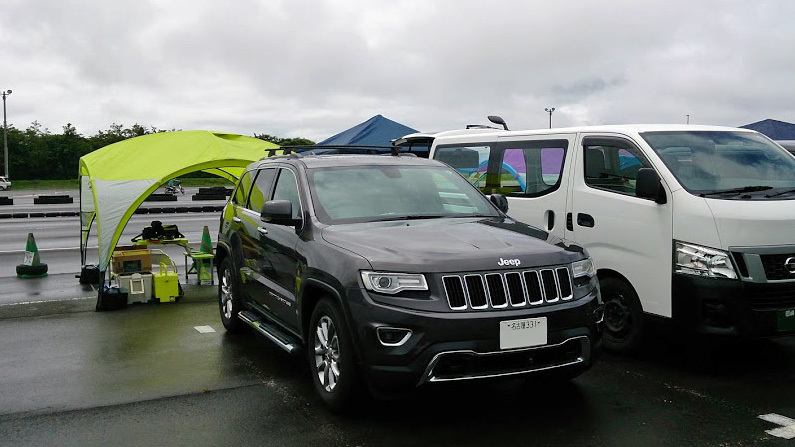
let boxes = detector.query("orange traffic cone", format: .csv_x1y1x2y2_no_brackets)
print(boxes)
16,232,48,278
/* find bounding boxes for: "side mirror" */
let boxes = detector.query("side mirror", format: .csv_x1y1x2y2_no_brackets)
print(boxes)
635,168,667,204
490,193,509,213
261,200,299,226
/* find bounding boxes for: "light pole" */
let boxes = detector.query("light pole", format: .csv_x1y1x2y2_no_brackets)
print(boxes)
2,89,10,180
545,107,555,129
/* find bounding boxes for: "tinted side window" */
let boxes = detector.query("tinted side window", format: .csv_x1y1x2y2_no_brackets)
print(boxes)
248,168,276,213
583,140,651,197
498,140,568,197
272,169,301,219
232,171,255,208
434,145,492,188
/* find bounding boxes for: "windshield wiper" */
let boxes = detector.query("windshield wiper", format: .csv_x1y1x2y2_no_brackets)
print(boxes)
699,185,772,197
368,214,448,222
765,187,795,198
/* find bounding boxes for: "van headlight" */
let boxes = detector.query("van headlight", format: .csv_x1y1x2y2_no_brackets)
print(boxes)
675,242,737,279
572,258,596,278
361,271,428,294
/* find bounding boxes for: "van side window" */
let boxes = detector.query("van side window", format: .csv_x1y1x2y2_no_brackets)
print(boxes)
498,140,568,197
434,145,491,188
232,171,255,209
583,141,651,197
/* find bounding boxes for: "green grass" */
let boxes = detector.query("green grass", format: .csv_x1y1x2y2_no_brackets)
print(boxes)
12,177,234,190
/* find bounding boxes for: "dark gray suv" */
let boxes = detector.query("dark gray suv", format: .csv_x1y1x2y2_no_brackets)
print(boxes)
216,153,604,410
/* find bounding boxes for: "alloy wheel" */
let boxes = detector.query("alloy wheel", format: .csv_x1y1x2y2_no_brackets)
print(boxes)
221,268,233,320
314,315,341,392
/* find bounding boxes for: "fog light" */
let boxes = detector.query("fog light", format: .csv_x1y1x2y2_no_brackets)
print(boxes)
703,301,733,329
376,327,412,347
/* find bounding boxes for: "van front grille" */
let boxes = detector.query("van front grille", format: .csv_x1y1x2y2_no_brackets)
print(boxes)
442,268,573,310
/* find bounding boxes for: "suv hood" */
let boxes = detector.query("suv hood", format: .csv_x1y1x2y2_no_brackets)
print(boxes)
321,218,585,273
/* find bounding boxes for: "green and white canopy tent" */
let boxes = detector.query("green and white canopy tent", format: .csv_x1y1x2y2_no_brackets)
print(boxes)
78,131,280,274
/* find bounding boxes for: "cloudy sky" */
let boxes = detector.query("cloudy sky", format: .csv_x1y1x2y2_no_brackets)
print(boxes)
1,0,793,141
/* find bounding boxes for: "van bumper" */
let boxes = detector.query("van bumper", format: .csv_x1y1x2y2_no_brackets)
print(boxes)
672,274,795,337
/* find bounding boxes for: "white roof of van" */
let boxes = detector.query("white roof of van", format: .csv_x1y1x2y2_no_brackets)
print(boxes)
432,124,756,142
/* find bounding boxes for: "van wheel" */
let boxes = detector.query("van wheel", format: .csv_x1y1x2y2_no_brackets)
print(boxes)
308,298,361,412
219,257,245,333
600,277,644,354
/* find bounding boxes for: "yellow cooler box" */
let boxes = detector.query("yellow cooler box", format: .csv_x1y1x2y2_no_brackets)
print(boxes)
153,262,180,303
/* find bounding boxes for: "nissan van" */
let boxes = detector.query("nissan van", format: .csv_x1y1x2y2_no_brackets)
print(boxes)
425,125,795,352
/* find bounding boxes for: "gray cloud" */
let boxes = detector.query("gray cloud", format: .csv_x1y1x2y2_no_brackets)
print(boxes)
1,0,794,140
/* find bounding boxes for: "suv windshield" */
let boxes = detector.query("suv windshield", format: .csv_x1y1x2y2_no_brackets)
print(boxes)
640,131,795,195
307,165,500,224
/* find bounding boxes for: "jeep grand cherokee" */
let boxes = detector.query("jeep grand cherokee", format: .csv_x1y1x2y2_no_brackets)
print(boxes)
215,153,603,410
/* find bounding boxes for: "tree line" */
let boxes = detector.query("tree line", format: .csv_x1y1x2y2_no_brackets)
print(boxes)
1,122,314,180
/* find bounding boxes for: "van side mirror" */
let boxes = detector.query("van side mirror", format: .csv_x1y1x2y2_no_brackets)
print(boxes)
490,194,509,213
261,200,299,226
635,168,667,204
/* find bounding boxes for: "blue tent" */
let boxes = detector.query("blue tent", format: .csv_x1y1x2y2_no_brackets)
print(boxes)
316,115,417,147
741,119,795,140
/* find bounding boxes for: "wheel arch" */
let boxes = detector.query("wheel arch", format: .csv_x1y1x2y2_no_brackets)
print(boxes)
300,278,362,360
597,268,644,312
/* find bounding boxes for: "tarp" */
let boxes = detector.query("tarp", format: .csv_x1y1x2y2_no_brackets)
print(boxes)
316,115,417,147
78,131,280,273
741,119,795,140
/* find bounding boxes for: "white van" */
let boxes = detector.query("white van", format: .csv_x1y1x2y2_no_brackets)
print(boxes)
422,125,795,352
0,176,10,190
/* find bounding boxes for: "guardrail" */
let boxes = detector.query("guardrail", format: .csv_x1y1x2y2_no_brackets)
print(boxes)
0,206,225,219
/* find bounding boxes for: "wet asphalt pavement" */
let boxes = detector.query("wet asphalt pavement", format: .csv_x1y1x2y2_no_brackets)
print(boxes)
1,191,795,446
1,296,794,446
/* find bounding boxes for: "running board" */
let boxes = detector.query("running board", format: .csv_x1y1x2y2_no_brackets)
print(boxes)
238,310,301,355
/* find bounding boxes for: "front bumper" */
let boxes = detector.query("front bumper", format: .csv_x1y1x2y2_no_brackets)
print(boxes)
672,274,795,337
345,288,602,390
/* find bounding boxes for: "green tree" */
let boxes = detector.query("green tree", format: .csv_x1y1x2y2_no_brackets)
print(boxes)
254,133,315,146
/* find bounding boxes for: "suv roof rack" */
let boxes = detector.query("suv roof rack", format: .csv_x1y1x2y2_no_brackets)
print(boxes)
262,145,418,159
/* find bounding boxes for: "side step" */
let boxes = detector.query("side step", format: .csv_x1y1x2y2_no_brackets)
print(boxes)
238,310,301,355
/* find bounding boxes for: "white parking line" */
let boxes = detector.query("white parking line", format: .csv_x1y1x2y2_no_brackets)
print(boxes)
0,296,95,307
759,413,795,439
194,325,216,333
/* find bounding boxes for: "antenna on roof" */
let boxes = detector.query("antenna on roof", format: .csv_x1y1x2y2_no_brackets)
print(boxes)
488,115,509,130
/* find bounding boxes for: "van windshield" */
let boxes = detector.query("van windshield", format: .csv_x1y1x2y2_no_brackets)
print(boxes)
307,165,500,224
640,131,795,197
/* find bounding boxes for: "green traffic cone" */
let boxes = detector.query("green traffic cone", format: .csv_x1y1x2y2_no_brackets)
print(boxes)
16,232,48,278
200,225,213,255
197,225,214,282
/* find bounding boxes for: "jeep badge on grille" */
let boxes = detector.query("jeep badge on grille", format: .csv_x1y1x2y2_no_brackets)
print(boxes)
498,258,521,267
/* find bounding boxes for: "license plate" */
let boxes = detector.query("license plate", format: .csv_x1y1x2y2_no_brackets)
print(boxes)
499,317,547,350
777,309,795,332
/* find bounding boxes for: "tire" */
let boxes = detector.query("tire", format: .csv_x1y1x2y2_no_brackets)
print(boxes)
218,257,245,333
308,298,361,412
16,263,48,276
600,276,644,354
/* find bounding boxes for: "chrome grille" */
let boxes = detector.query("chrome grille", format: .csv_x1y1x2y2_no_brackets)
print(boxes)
443,268,573,310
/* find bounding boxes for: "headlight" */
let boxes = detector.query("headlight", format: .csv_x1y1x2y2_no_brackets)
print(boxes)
572,258,596,278
361,271,428,294
675,242,737,279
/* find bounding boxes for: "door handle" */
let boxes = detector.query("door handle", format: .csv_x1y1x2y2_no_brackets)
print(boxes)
547,210,555,231
577,213,595,228
257,226,268,235
232,217,242,223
